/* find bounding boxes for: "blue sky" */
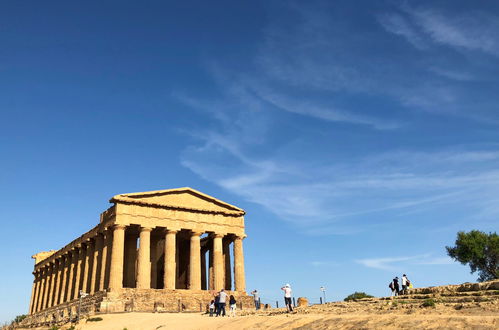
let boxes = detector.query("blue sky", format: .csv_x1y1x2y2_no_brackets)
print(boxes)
1,0,499,323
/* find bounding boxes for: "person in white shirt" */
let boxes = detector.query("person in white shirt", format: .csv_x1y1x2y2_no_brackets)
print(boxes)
251,289,260,310
401,274,410,295
216,289,228,317
281,284,293,312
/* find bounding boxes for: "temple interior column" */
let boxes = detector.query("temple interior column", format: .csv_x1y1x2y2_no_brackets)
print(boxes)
109,224,126,291
201,248,207,290
136,226,152,289
163,229,177,289
233,235,246,292
73,246,84,300
189,231,202,290
213,233,224,291
124,230,137,288
223,237,232,290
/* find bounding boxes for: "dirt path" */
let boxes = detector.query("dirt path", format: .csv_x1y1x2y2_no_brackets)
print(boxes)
70,312,499,330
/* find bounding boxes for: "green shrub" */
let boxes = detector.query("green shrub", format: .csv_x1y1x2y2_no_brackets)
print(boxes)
344,292,374,301
49,326,59,330
13,314,27,324
87,317,103,322
421,298,436,307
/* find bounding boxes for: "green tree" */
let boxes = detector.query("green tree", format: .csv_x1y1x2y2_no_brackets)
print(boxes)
344,292,374,301
10,314,27,325
446,230,499,282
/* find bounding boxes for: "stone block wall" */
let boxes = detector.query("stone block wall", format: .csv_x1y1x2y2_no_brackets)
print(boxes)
19,289,254,328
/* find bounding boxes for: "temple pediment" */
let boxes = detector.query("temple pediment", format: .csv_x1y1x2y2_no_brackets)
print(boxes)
110,187,245,216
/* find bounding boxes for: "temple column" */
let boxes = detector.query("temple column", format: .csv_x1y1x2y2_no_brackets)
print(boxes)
67,249,78,301
213,233,224,291
201,249,207,290
223,238,232,290
209,243,214,290
52,259,62,306
36,267,47,312
189,231,202,290
38,268,47,312
150,235,160,288
41,265,52,310
73,246,84,300
109,224,126,291
91,233,104,294
82,240,94,294
163,229,177,289
101,228,112,290
234,235,246,292
58,256,68,305
29,271,40,314
136,226,152,289
48,262,58,308
124,231,137,288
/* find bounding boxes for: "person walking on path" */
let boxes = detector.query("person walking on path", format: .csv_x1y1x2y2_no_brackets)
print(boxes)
209,300,215,317
251,289,260,310
229,295,237,317
216,289,228,317
281,284,293,312
393,277,400,296
401,274,410,295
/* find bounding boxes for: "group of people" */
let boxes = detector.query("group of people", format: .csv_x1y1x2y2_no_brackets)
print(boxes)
389,274,412,296
251,284,294,313
208,283,295,317
209,289,237,317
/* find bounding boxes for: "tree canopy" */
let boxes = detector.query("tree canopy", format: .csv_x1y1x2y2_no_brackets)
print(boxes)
446,230,499,282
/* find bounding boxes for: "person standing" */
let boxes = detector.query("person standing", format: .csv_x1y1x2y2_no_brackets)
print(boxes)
281,284,293,312
251,289,260,310
393,277,400,296
229,295,237,317
214,292,220,316
401,274,409,295
402,274,407,294
217,289,228,317
209,300,215,317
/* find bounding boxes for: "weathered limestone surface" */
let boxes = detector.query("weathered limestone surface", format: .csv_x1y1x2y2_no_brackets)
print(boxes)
297,297,309,307
25,187,250,326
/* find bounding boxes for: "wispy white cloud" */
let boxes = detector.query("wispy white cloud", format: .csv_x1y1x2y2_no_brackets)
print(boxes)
378,13,428,50
412,9,499,56
310,260,339,267
356,254,453,271
181,125,499,232
381,7,499,57
176,2,499,236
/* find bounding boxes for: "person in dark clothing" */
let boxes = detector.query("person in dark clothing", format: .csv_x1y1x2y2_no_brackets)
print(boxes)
229,295,237,317
393,277,400,296
214,293,220,316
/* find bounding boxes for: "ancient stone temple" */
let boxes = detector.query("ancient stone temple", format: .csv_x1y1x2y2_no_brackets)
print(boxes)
25,188,252,325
